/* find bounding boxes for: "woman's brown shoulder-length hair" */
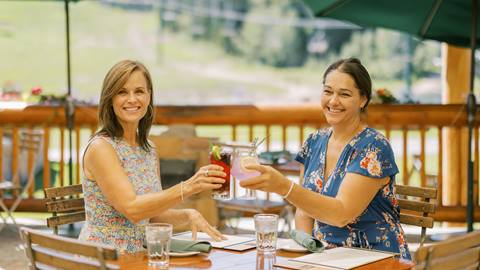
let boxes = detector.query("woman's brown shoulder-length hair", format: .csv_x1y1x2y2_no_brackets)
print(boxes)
96,60,154,152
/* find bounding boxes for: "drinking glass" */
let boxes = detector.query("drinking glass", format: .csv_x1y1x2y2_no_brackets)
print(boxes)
231,148,260,199
210,147,232,200
145,223,172,269
256,251,276,270
254,214,278,254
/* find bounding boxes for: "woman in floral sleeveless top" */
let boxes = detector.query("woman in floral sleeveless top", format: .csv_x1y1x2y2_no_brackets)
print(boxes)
239,58,411,260
79,60,226,253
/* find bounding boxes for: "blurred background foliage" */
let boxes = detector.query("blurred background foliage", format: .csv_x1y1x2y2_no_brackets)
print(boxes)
0,0,449,104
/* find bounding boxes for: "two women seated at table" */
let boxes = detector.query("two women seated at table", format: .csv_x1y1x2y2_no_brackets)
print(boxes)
242,58,412,260
81,58,411,260
79,60,226,253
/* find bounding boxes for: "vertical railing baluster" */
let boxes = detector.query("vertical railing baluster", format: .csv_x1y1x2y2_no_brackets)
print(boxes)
299,124,304,149
248,124,254,142
456,127,462,206
75,126,81,185
232,125,237,142
437,126,443,204
420,126,426,187
27,128,34,198
12,127,19,187
402,127,408,186
0,127,3,180
266,125,271,151
475,127,479,207
43,126,50,189
60,127,65,187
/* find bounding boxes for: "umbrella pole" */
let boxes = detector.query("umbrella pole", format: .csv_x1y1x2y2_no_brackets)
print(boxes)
64,0,76,235
64,0,74,188
467,0,478,233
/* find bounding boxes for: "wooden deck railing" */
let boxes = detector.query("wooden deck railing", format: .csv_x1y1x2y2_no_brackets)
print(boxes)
0,104,479,222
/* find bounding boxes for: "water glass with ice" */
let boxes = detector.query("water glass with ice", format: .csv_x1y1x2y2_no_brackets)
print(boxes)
146,223,172,268
254,214,278,253
256,251,276,270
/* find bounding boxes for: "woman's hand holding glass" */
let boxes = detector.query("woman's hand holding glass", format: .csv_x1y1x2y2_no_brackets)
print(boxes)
238,164,291,196
186,209,227,242
183,165,226,195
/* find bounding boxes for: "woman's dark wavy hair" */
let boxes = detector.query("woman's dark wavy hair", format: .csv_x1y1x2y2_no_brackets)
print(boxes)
96,60,154,151
322,57,372,111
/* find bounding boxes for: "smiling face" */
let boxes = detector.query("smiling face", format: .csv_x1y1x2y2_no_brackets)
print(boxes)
112,70,151,130
321,69,367,127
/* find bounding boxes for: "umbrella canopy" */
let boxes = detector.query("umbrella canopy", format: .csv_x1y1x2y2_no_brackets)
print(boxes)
304,0,480,49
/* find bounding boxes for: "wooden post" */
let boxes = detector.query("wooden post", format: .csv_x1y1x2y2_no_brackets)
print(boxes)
442,44,471,207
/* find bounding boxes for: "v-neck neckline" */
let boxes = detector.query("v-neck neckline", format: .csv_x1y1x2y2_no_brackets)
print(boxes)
322,127,368,182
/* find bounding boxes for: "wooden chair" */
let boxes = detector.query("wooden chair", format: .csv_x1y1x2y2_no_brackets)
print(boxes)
20,226,119,270
149,133,221,230
395,184,437,246
44,184,85,235
0,131,42,231
414,230,480,270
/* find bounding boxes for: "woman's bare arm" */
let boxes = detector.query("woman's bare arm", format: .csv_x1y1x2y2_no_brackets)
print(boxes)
84,138,225,224
241,164,387,227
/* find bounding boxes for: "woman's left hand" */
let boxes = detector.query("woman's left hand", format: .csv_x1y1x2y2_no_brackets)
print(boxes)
186,209,227,242
239,164,291,195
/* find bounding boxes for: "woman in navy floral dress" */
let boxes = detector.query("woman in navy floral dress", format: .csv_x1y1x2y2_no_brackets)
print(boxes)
241,58,411,260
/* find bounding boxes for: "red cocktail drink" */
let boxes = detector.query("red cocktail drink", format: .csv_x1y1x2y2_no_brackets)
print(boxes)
210,148,231,200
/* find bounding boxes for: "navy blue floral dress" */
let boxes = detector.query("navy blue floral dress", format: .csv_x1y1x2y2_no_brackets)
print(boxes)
295,127,411,260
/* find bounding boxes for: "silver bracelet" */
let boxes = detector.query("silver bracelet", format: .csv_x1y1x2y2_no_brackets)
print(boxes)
282,181,295,199
180,181,184,201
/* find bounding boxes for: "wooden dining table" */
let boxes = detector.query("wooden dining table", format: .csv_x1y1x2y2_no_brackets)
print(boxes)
116,248,414,269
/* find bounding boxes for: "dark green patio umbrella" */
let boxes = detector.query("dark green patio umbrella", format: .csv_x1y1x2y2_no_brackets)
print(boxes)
303,0,479,232
304,0,480,49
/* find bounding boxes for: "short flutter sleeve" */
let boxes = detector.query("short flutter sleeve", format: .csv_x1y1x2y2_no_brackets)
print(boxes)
346,139,398,179
295,133,314,165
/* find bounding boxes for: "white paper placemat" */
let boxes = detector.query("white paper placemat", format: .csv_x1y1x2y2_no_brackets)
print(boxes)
173,232,255,249
289,247,395,269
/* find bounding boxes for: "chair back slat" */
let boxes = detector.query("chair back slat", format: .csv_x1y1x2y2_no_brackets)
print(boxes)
33,250,118,270
415,230,480,261
414,230,480,270
397,199,436,213
399,213,434,228
46,198,85,212
396,184,437,198
47,211,86,227
20,227,119,270
45,184,83,198
415,251,479,270
44,184,85,234
395,184,438,247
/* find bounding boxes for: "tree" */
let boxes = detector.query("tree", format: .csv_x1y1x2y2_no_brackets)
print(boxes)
235,0,309,67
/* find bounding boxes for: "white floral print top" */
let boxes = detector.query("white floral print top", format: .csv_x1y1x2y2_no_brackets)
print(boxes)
79,136,161,253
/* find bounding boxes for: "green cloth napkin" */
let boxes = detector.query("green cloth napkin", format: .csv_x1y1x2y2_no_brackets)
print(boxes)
143,238,212,253
290,230,324,253
170,238,212,253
